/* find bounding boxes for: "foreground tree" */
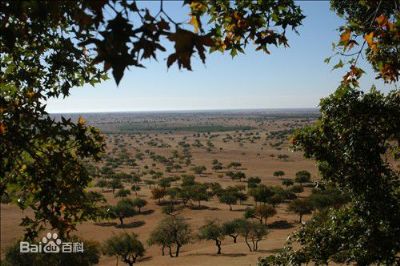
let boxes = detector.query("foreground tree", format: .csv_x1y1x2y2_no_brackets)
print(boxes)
198,220,224,254
262,8,400,259
103,232,145,266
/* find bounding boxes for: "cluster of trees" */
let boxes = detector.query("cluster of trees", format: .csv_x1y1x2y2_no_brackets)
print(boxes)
217,185,247,210
150,174,210,208
148,215,269,260
98,197,148,226
199,219,268,254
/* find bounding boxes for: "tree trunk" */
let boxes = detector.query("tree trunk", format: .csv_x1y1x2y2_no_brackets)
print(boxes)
229,204,232,211
299,213,303,223
161,245,165,256
216,239,222,254
230,235,237,243
175,244,181,257
168,246,173,257
244,236,252,252
119,217,124,225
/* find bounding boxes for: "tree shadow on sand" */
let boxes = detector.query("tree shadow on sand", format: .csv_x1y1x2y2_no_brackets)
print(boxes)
268,220,294,229
116,220,145,229
231,208,248,212
139,209,154,215
137,256,152,262
94,221,118,227
256,248,283,254
187,252,247,257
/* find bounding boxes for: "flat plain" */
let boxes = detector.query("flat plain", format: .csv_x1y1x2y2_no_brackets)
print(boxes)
1,109,320,265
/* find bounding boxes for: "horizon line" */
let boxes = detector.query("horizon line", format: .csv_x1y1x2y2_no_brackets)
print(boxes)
49,107,319,114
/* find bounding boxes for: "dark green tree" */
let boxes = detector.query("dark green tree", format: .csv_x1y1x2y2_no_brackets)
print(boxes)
218,190,238,211
103,232,145,266
110,199,137,225
198,220,224,254
288,199,314,223
148,215,192,257
222,219,246,243
294,170,311,186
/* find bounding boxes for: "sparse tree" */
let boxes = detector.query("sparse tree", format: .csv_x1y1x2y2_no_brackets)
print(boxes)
255,204,277,225
218,190,238,211
131,198,147,213
130,184,141,196
222,219,246,243
103,232,145,266
238,220,268,252
181,175,196,186
115,188,131,198
109,179,124,194
198,220,224,254
273,170,285,178
288,199,314,223
282,178,294,187
110,199,136,225
247,177,261,189
151,187,167,204
148,216,191,257
249,185,274,205
295,170,311,186
191,165,207,176
188,183,209,207
228,161,242,169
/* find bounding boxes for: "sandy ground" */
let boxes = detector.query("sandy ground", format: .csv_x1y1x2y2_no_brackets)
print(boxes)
1,117,317,265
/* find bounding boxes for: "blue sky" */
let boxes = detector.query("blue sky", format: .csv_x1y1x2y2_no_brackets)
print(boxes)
47,1,395,113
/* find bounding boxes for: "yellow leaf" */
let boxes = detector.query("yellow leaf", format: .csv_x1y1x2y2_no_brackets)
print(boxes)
190,15,199,33
340,30,351,43
364,32,374,46
78,116,86,126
